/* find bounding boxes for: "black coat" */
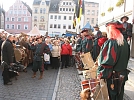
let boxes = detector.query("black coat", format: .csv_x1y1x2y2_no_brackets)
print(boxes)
1,39,14,65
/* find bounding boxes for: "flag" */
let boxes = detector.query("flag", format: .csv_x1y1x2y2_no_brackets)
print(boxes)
73,13,76,29
76,0,82,23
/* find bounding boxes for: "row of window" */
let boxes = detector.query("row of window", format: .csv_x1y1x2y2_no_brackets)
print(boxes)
34,8,46,14
6,17,28,22
87,10,98,16
6,24,28,30
49,24,74,29
9,10,27,15
87,3,99,7
62,2,72,6
87,18,98,24
59,8,74,12
50,15,72,20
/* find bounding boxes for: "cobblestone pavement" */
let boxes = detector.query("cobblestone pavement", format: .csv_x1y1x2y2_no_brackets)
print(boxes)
55,66,81,100
0,66,58,100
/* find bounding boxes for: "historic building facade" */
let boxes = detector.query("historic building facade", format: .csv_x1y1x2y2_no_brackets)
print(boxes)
32,0,50,35
5,0,32,34
48,0,84,36
84,1,99,27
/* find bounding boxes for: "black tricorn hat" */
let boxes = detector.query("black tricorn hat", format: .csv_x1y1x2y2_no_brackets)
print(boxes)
36,36,42,41
93,24,99,28
120,16,129,21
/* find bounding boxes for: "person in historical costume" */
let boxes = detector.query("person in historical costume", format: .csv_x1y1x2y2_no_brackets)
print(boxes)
92,24,102,61
120,16,132,42
0,36,6,63
97,21,130,100
81,28,93,54
31,36,51,80
75,34,82,53
1,35,15,85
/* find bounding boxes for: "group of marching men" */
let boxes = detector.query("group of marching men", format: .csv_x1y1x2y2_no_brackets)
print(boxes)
0,15,132,100
79,16,132,100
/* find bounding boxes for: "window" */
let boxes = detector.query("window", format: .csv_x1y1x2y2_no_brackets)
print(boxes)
64,16,66,20
69,8,71,11
60,8,62,11
18,18,21,21
87,10,90,15
91,18,94,24
66,8,68,11
40,8,42,13
18,11,21,14
63,8,65,11
34,16,37,21
69,16,72,20
58,24,61,28
87,18,90,22
66,2,68,5
92,4,95,7
12,25,15,29
17,25,21,29
6,25,10,29
63,24,66,29
24,17,28,22
96,18,98,23
68,25,71,29
35,8,38,13
50,15,53,19
14,10,17,14
54,24,57,28
24,25,28,30
72,8,74,12
63,2,65,5
40,16,44,22
12,18,15,21
23,10,26,14
6,18,10,21
42,2,44,5
58,16,61,20
43,8,46,14
69,2,71,5
92,10,95,15
50,24,53,28
39,25,45,30
55,15,57,19
10,10,13,14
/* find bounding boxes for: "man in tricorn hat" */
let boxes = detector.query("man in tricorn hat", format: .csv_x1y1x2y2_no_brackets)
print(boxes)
92,24,102,61
80,28,93,54
120,16,132,42
97,21,130,100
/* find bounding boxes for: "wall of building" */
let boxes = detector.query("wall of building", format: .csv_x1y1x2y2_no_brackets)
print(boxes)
5,0,32,34
98,0,133,32
84,2,99,27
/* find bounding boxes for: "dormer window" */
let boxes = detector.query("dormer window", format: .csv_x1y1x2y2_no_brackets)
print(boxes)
42,2,44,5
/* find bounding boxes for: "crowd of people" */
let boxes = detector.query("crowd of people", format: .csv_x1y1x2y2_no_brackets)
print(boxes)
0,15,132,100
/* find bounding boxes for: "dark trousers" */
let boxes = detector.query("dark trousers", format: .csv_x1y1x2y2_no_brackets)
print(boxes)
61,55,69,68
52,57,59,69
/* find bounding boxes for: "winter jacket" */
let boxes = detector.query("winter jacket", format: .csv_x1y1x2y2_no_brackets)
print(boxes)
61,43,72,55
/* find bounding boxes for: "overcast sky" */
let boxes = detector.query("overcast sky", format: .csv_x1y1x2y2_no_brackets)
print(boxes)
1,0,99,11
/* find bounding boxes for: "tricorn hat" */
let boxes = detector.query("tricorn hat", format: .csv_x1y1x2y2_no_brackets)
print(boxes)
81,28,89,33
93,24,99,28
120,16,129,21
106,20,125,31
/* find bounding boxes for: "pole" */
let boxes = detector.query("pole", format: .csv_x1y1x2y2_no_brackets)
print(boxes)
0,4,1,29
131,0,134,57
